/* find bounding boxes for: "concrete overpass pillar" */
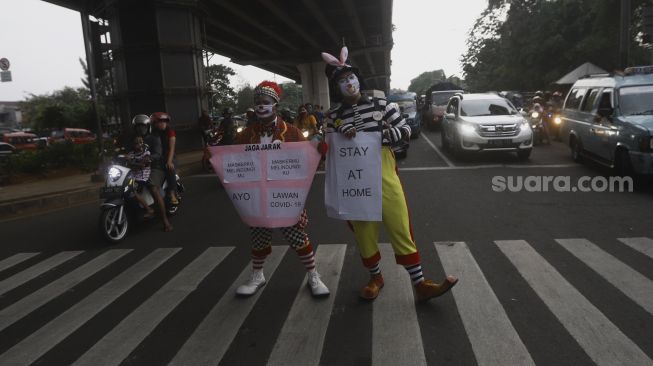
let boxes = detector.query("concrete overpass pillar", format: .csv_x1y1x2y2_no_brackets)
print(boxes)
297,62,330,109
107,0,206,150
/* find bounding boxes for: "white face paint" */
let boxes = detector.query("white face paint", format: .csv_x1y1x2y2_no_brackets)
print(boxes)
255,104,275,118
338,73,360,97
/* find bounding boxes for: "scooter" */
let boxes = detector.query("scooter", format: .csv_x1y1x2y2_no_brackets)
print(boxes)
201,125,244,172
98,155,184,243
529,110,550,145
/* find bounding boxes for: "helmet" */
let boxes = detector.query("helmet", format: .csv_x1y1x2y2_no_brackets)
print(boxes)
535,90,544,98
150,112,171,124
131,114,151,135
552,91,563,97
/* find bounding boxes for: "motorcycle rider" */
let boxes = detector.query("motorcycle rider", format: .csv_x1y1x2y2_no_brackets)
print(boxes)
295,105,319,138
151,112,179,209
218,107,236,145
530,95,550,144
132,114,173,231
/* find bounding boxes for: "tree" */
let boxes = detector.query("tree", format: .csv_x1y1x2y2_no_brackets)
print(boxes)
462,0,653,92
234,85,255,113
279,82,303,112
206,64,236,114
407,70,447,95
20,87,95,132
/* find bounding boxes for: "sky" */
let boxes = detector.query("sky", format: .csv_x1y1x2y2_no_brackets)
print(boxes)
0,0,487,101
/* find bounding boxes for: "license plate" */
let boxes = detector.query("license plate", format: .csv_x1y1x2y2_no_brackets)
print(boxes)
100,186,123,198
487,139,512,147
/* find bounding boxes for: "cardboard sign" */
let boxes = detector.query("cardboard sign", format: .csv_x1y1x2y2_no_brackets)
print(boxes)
209,141,321,228
324,132,382,221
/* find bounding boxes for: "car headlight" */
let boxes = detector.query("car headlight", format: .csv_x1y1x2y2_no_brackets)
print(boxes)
554,116,562,125
459,123,476,136
108,166,122,182
236,126,243,133
531,112,540,119
302,130,309,138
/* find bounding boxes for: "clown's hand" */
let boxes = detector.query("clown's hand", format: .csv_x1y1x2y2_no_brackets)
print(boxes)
382,125,402,144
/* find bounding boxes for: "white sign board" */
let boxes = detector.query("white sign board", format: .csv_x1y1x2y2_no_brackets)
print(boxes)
209,141,321,228
325,132,382,221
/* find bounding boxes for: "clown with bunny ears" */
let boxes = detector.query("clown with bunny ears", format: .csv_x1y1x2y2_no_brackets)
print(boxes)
322,47,458,301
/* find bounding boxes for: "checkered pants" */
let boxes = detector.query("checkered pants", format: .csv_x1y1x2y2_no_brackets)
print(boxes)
250,210,309,254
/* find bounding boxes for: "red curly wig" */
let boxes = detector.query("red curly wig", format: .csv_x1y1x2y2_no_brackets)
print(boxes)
254,80,283,102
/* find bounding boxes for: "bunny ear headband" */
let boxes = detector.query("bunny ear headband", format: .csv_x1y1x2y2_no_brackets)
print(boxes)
321,47,352,78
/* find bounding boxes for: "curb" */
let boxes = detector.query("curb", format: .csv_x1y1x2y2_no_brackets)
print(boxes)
0,161,203,222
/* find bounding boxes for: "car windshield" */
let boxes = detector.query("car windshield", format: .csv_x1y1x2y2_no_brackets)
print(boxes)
460,99,518,117
432,92,456,105
395,100,416,113
619,85,653,116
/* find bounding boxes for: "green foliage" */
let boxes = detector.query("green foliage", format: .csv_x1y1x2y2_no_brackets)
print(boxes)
462,0,653,91
6,143,99,174
279,82,303,112
20,87,96,132
408,70,447,95
206,64,237,114
235,85,255,113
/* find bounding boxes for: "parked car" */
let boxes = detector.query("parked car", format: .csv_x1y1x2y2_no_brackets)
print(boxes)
441,93,533,160
0,142,16,157
423,89,464,130
389,94,421,138
1,132,38,151
49,128,96,145
560,65,653,175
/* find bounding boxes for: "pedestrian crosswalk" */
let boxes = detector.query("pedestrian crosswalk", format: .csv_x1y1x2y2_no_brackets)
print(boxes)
0,237,652,365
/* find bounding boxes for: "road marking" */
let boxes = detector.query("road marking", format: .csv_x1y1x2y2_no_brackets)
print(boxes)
618,237,653,260
435,241,535,366
0,252,39,272
72,247,233,366
420,132,455,167
0,251,82,296
556,238,653,316
373,243,427,366
0,249,130,332
267,244,346,366
496,240,652,366
0,248,180,365
170,246,287,366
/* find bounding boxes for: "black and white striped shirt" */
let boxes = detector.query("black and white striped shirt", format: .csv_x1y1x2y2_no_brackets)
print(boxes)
325,96,410,145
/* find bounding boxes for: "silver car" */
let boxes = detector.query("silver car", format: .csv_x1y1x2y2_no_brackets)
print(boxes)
441,93,533,160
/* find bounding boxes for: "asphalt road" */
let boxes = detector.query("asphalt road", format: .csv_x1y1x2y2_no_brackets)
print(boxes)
1,127,653,365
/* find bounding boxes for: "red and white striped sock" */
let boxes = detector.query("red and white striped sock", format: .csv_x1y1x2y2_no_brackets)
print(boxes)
296,243,316,272
252,254,267,271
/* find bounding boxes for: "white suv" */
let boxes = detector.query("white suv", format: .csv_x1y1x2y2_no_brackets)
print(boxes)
441,93,533,159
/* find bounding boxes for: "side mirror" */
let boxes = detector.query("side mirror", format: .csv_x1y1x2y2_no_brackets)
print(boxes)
402,113,410,119
597,107,614,118
520,110,528,117
445,113,456,120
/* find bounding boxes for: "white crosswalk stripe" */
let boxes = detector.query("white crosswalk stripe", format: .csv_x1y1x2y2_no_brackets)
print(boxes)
72,247,232,366
372,243,427,366
556,238,653,316
435,241,535,366
170,246,287,366
618,237,653,260
496,240,653,366
0,252,39,273
267,244,346,366
0,251,82,296
0,238,652,365
0,249,130,332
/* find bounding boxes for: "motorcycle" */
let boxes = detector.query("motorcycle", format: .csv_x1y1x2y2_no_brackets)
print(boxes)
201,124,244,172
543,109,563,141
529,110,550,145
98,155,184,243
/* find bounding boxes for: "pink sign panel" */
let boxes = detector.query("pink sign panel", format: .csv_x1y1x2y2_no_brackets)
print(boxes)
209,141,321,228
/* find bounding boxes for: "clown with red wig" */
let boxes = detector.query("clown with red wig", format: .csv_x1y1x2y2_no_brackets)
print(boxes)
233,80,330,298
